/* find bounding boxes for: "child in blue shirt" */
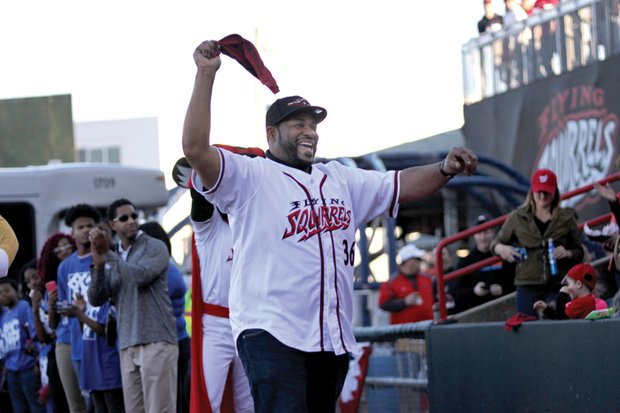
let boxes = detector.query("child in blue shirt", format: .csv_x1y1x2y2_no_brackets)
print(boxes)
23,258,54,412
0,277,46,413
74,293,125,412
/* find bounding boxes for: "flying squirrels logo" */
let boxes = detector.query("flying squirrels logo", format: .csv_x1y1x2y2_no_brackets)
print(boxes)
535,85,619,208
282,197,352,242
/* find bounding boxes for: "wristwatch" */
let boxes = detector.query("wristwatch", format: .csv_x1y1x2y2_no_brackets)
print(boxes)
439,160,456,179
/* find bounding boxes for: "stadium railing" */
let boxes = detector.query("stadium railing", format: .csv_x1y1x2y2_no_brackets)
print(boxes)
462,0,620,103
434,171,620,320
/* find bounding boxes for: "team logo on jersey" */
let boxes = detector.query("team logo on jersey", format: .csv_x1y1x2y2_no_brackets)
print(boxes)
82,305,101,340
1,319,20,352
283,198,352,241
68,271,91,302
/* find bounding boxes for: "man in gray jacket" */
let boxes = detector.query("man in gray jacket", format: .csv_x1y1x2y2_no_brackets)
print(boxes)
88,198,178,413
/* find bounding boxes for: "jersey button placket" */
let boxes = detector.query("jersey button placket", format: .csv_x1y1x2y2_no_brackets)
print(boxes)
326,234,340,350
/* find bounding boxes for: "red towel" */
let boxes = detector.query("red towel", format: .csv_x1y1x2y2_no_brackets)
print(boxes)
217,34,280,94
504,312,537,331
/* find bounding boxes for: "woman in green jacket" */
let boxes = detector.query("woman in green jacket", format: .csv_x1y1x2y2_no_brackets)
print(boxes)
491,169,583,316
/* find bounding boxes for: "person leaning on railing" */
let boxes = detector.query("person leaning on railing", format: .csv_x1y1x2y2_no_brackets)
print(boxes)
491,169,583,317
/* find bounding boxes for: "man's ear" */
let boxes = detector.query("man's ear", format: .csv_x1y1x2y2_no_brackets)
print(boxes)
266,125,278,144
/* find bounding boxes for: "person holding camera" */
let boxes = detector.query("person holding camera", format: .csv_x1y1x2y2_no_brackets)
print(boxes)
51,204,102,413
452,215,515,313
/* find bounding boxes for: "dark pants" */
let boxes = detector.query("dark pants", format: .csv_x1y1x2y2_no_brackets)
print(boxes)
516,285,560,316
91,388,125,413
177,337,190,413
237,329,349,413
7,368,46,413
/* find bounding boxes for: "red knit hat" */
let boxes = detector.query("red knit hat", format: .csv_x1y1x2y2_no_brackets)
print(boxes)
531,169,557,195
565,263,597,290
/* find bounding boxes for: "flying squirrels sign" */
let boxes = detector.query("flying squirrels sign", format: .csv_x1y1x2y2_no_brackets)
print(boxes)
535,85,619,207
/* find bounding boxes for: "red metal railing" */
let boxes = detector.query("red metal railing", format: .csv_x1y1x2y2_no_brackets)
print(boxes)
434,172,620,320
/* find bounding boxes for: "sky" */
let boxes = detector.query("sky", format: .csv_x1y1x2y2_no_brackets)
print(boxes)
0,1,488,187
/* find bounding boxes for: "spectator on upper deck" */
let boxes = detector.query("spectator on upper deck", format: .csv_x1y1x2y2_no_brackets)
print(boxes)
504,0,528,26
492,169,583,317
478,0,504,33
521,0,559,15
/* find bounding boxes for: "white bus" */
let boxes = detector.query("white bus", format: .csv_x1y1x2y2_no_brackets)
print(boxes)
0,162,168,278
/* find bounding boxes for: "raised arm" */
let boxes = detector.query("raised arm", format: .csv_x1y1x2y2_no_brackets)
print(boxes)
31,290,51,343
399,147,478,203
182,39,223,189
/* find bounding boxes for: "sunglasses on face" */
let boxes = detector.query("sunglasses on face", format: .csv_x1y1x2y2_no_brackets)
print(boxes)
114,212,138,223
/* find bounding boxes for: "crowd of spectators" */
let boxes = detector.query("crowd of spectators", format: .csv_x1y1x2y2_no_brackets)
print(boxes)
476,0,567,88
0,203,189,413
379,168,620,325
4,164,620,411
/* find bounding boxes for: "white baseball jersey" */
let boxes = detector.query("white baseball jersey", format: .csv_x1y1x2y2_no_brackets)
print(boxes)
192,210,253,412
193,148,400,356
192,212,233,306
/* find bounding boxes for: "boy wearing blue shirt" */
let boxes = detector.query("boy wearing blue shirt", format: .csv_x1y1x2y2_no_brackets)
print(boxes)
52,204,101,413
0,277,45,413
73,293,125,412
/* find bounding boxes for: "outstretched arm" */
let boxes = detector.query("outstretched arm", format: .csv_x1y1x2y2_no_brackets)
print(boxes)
182,39,224,189
399,147,478,203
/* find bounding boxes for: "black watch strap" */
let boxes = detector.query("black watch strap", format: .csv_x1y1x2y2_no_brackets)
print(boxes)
439,160,456,179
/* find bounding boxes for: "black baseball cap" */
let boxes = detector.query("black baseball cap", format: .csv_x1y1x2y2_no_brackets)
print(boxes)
266,96,327,127
474,214,490,226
